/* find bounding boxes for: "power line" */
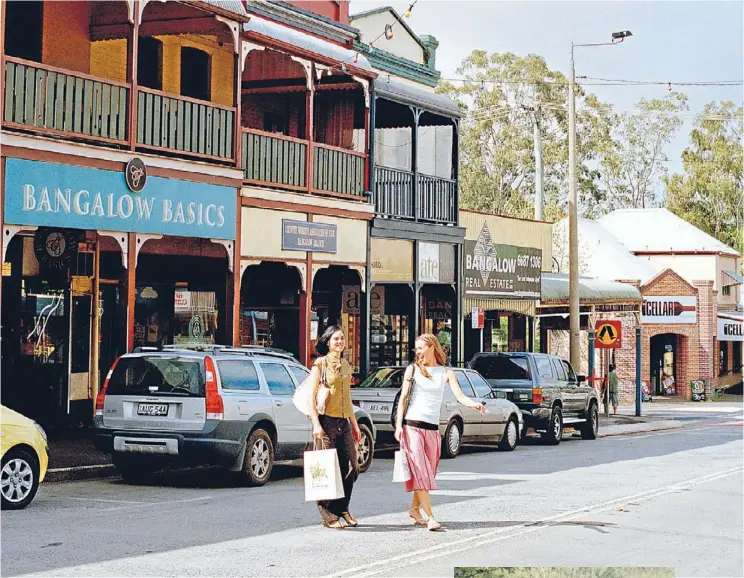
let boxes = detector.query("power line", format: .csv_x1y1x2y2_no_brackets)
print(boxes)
440,76,744,87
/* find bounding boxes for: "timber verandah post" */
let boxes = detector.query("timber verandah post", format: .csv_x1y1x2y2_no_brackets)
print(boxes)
127,1,140,150
410,106,422,222
305,67,315,195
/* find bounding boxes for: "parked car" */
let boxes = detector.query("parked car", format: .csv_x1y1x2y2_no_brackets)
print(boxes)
1,405,49,510
467,352,599,445
351,366,523,458
93,345,375,486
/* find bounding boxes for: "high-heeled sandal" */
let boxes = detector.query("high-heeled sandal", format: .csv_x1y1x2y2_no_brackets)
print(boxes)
322,519,345,529
408,507,427,526
340,512,358,527
427,517,442,531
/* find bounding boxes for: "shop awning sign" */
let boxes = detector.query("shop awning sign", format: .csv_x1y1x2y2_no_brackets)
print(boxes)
282,220,337,253
641,296,697,324
463,223,542,299
3,158,236,240
718,314,743,341
595,320,622,349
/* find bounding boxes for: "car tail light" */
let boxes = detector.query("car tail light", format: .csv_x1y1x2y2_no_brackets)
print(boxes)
204,356,224,420
532,388,543,404
95,356,120,416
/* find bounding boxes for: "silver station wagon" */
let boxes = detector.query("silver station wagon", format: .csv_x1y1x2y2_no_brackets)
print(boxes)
93,345,375,486
351,366,523,458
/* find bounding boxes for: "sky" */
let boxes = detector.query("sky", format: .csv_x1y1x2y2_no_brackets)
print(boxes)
349,0,744,171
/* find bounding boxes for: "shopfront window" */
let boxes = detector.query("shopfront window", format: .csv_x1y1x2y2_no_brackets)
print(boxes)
370,284,412,371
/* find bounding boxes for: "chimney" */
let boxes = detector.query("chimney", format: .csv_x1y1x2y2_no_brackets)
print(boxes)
419,34,439,71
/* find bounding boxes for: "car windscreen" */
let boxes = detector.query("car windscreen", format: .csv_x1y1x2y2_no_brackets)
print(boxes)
354,368,405,388
107,356,205,397
472,356,531,381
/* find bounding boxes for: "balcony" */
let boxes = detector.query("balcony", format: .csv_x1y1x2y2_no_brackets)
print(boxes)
374,166,456,224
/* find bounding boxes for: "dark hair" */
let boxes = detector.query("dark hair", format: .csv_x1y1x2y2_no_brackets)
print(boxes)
316,325,344,356
609,364,616,372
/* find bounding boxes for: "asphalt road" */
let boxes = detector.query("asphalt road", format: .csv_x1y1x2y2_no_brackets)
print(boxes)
2,405,742,578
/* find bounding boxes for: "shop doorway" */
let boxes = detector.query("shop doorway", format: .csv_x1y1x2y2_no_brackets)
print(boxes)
370,283,413,371
313,266,362,375
240,262,302,358
420,284,455,364
1,230,123,428
651,333,682,396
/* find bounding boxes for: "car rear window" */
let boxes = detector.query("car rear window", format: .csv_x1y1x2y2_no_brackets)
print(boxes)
107,356,205,397
355,368,405,388
472,356,531,381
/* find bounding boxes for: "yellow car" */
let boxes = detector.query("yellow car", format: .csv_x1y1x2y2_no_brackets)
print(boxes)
1,405,49,510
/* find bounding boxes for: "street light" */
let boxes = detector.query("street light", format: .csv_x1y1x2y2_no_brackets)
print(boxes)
567,31,632,370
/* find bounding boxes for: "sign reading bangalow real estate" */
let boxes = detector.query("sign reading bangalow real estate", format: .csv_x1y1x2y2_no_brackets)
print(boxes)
463,223,542,299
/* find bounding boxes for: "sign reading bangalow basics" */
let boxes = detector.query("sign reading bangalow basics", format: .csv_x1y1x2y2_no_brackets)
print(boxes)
282,220,337,253
463,223,542,299
3,158,236,240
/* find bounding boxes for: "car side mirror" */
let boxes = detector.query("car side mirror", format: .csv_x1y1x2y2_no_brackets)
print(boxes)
577,374,586,383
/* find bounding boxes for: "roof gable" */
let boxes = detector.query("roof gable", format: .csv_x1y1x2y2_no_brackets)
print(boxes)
350,6,428,54
641,268,697,297
599,208,740,256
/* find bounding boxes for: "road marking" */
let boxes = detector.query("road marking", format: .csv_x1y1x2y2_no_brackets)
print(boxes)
325,465,743,578
101,496,212,512
61,496,145,505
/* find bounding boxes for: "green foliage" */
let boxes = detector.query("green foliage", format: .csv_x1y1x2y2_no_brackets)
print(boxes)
665,101,744,256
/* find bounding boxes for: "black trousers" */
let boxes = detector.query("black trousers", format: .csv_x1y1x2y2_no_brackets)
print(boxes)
316,415,357,522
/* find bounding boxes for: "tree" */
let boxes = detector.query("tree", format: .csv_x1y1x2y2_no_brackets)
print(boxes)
598,92,689,211
665,101,744,255
438,51,616,221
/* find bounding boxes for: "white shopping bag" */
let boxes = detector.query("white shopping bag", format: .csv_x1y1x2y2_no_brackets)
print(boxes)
304,448,345,502
392,450,411,483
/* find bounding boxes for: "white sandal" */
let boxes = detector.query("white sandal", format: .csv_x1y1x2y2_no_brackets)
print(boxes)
427,518,441,531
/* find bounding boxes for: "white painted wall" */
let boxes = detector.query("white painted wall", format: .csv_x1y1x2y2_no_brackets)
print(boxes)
644,252,718,289
351,11,424,64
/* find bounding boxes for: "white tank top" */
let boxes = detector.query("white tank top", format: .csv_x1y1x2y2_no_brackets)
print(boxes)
405,366,448,426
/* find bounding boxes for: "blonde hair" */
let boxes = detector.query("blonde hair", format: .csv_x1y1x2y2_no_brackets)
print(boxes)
414,333,447,378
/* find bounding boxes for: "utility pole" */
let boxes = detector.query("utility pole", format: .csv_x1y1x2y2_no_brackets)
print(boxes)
533,107,544,221
568,48,580,369
567,31,632,370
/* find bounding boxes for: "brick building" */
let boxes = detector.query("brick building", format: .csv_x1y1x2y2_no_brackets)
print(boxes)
553,209,742,403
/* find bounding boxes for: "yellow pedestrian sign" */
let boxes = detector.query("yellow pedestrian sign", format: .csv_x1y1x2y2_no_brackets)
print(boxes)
595,320,622,349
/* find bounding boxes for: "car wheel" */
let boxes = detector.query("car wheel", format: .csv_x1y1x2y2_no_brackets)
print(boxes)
113,454,156,483
1,448,40,510
541,407,563,445
356,423,374,474
243,429,274,487
442,419,462,459
498,417,519,451
581,402,599,440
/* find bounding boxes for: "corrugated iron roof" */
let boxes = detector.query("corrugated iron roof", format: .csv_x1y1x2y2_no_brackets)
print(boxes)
375,75,462,118
243,16,373,71
599,208,740,256
541,273,642,304
198,0,249,19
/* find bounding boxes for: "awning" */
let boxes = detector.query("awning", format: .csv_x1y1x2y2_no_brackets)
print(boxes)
540,273,642,305
722,270,744,287
243,16,373,72
375,75,462,120
463,297,535,318
184,0,250,21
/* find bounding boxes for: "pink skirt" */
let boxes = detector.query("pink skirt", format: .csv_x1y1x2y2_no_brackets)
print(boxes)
402,425,441,492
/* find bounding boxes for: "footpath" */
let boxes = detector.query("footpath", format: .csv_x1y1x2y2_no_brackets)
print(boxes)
45,397,743,483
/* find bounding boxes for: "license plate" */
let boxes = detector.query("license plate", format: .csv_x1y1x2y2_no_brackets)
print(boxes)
137,403,168,416
518,394,529,400
365,403,392,413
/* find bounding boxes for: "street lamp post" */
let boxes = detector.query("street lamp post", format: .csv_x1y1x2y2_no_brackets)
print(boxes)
567,31,632,370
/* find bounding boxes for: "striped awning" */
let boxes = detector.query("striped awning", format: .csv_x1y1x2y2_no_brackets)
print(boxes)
463,297,536,318
722,270,744,287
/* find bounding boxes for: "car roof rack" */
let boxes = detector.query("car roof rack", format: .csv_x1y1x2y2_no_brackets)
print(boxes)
158,344,299,362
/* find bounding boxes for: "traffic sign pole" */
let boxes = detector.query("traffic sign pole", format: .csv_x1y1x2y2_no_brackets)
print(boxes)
605,352,610,418
635,326,642,417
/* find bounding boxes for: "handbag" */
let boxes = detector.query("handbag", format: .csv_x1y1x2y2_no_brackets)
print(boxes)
293,358,330,417
303,438,345,502
392,450,412,483
390,363,416,428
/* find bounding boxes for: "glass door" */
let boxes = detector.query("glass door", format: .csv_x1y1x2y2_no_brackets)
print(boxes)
68,293,92,411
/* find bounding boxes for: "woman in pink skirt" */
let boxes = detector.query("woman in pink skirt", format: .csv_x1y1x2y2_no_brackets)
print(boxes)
394,334,486,531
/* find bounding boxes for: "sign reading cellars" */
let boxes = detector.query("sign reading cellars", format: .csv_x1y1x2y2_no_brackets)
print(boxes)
641,296,697,324
463,223,542,299
3,158,236,240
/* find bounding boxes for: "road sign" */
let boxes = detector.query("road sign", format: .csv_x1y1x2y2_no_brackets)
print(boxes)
594,320,622,349
471,307,485,329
